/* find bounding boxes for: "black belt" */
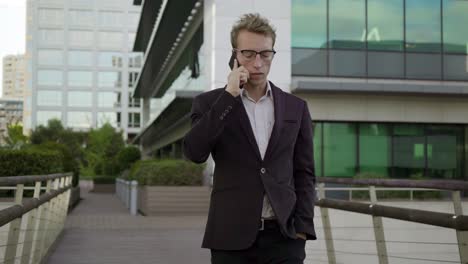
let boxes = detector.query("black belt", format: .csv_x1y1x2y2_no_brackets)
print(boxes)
259,219,279,231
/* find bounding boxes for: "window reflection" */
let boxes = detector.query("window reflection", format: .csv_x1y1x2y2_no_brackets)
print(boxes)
405,0,441,53
98,112,120,127
37,90,62,106
98,91,121,107
98,52,123,68
37,111,62,126
69,51,93,66
329,0,366,50
367,0,404,51
443,0,468,54
38,70,63,86
292,0,327,48
68,91,92,107
68,71,93,87
98,72,122,87
38,50,63,66
67,112,92,128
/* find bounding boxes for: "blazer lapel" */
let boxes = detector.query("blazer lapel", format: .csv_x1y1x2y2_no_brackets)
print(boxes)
264,82,284,162
236,96,262,161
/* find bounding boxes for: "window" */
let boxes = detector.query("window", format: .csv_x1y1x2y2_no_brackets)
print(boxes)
37,90,62,106
128,112,141,128
37,111,62,126
323,123,357,177
38,50,63,66
68,91,92,107
38,8,64,26
69,30,94,47
69,10,94,27
292,48,327,76
98,91,121,108
291,0,327,48
98,72,122,87
128,92,141,107
99,11,123,27
128,53,143,68
68,71,93,87
69,51,93,66
97,112,120,127
98,32,123,49
367,0,404,51
128,72,139,88
405,0,441,53
359,124,391,177
98,52,123,67
392,124,425,178
38,70,63,86
329,0,366,50
38,30,64,46
67,112,92,128
443,0,468,54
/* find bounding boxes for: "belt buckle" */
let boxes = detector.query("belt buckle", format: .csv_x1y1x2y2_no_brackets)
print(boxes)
259,218,265,231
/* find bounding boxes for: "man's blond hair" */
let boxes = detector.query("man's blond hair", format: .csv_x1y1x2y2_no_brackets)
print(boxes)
230,13,276,49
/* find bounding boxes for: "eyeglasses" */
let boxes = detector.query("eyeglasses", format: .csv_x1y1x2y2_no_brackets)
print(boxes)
233,49,276,61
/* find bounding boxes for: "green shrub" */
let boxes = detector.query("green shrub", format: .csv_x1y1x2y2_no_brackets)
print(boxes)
129,159,204,186
27,142,80,187
0,149,63,176
117,146,141,172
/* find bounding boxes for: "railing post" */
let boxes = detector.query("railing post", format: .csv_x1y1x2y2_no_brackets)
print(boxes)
369,186,389,264
4,184,24,264
130,180,138,215
318,183,336,264
453,191,468,264
20,181,41,264
34,179,51,263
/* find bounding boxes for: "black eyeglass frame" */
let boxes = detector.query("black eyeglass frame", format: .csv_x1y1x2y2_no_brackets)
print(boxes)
232,48,277,60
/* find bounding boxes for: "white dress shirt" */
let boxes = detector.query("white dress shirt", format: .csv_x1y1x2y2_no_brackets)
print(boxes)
240,82,276,219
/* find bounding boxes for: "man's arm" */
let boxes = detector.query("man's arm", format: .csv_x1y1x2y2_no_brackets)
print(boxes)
183,90,240,163
293,101,316,240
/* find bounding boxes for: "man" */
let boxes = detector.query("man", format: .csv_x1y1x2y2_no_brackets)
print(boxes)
183,13,316,263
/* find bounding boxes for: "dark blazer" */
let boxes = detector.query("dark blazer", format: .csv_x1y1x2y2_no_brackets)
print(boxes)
183,81,316,250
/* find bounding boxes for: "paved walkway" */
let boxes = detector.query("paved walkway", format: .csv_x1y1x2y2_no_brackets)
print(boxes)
46,188,210,264
45,186,466,264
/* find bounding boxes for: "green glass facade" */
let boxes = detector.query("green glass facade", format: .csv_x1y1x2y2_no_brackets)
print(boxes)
313,122,466,180
292,0,468,80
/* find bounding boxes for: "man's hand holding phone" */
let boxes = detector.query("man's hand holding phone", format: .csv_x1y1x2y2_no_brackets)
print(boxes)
226,58,249,97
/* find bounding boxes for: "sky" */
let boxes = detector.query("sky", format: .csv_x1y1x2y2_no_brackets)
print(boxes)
0,0,26,97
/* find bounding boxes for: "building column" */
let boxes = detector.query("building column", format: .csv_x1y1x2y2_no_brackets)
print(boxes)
142,98,150,126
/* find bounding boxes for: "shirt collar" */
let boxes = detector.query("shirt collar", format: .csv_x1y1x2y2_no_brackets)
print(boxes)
241,82,272,99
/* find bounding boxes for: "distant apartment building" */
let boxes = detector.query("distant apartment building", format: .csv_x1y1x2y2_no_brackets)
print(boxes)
2,54,26,99
0,98,23,145
24,0,143,141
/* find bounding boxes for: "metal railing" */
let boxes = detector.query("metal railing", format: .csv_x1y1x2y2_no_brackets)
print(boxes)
315,177,468,264
115,178,138,215
0,173,73,264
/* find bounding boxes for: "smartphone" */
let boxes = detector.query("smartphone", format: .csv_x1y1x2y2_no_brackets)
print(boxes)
228,52,245,88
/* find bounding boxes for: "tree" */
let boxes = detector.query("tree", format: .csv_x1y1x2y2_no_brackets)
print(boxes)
5,124,28,149
83,123,125,177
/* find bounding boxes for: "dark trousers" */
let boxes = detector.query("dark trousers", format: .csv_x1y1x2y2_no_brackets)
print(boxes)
210,224,306,264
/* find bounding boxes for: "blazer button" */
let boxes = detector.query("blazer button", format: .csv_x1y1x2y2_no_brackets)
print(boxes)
260,168,266,174
220,116,224,120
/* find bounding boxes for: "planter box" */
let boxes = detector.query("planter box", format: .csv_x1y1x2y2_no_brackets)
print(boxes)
138,186,210,216
92,184,115,193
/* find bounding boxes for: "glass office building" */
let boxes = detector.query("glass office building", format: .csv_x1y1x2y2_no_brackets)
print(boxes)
24,0,143,140
291,0,468,180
